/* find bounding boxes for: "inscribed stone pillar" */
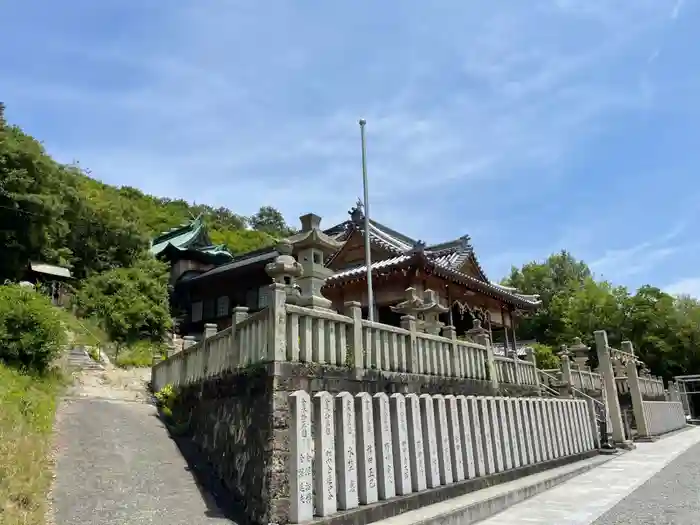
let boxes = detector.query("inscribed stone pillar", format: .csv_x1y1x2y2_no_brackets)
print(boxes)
626,359,649,438
488,397,505,472
497,398,513,470
420,394,441,488
335,392,359,510
467,396,486,477
559,400,574,456
313,392,337,516
433,394,454,485
527,399,547,463
373,393,396,499
549,400,565,458
477,397,496,474
594,330,626,444
570,400,584,453
456,395,476,479
355,393,378,504
390,394,412,495
289,391,313,523
516,398,534,466
536,399,553,461
405,394,427,492
506,398,522,468
444,395,465,481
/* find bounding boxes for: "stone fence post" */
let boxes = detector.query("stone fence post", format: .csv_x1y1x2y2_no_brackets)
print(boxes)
525,347,541,394
344,301,364,368
230,306,249,368
467,319,497,389
268,282,288,361
202,322,218,376
400,315,418,373
594,330,627,444
626,358,649,438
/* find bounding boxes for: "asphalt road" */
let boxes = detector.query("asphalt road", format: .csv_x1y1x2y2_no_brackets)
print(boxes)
51,397,235,525
592,439,700,525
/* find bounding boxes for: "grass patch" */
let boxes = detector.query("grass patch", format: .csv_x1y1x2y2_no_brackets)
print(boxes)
0,363,66,524
114,341,166,368
57,310,109,349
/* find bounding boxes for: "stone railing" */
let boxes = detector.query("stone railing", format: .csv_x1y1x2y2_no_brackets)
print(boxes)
152,307,269,391
615,375,664,398
638,375,665,398
570,367,603,391
287,390,597,523
642,401,686,436
154,283,541,391
493,355,538,386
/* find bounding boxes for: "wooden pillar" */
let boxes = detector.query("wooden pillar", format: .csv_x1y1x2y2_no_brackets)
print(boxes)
509,309,518,353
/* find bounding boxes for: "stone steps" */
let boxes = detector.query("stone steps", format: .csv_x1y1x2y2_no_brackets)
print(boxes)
370,453,614,525
67,347,104,371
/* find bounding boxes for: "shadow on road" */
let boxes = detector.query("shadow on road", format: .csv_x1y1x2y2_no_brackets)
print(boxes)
153,413,250,524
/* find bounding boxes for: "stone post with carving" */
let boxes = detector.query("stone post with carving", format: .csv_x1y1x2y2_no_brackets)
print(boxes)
594,330,627,444
626,357,650,438
467,318,497,389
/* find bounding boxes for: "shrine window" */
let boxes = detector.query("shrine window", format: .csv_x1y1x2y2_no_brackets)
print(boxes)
191,301,203,323
216,296,230,318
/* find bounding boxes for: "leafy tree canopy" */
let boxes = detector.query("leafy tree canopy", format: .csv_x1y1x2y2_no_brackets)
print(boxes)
507,252,700,381
75,257,172,346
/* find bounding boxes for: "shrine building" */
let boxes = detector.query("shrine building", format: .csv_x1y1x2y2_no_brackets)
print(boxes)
150,204,540,353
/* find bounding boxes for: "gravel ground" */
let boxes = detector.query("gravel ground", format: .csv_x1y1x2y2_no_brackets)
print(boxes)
592,439,700,525
50,368,236,525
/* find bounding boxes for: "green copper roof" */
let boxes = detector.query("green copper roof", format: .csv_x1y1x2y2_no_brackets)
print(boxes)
150,215,233,263
150,215,207,255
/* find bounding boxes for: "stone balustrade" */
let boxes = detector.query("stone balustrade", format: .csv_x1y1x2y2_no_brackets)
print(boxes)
287,390,597,523
642,401,686,436
615,375,664,398
493,355,538,386
152,308,269,391
154,282,543,391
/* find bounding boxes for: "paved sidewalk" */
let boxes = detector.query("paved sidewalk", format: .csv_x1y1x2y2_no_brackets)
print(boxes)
478,427,700,525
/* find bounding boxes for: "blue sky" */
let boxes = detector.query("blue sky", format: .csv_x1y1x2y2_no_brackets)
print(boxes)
3,1,700,295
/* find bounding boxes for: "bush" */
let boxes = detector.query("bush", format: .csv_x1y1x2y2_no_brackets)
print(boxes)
0,285,67,373
74,257,172,347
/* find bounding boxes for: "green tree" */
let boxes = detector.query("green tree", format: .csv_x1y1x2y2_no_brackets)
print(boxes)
503,251,593,344
75,257,172,349
0,123,72,280
249,205,295,236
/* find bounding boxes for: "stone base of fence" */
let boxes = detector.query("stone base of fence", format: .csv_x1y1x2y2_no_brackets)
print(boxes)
165,360,544,525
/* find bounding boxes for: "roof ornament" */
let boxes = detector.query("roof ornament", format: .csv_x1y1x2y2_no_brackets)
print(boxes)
349,199,364,224
409,240,426,255
458,234,472,250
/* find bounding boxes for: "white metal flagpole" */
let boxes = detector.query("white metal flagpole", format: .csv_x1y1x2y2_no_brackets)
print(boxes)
359,118,375,322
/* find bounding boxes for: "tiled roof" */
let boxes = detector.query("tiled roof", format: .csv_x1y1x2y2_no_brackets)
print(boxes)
29,262,72,279
326,250,540,308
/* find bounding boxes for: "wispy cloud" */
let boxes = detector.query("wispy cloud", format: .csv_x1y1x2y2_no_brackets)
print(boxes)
666,277,700,298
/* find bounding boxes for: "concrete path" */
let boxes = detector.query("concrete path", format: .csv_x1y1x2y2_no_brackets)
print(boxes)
478,427,700,525
50,368,236,524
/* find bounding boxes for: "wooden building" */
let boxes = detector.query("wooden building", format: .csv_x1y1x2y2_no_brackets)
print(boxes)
153,206,540,351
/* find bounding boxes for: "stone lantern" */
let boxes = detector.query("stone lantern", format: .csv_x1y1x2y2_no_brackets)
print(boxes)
419,289,448,335
390,287,424,318
287,213,342,310
568,337,590,368
265,239,303,304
